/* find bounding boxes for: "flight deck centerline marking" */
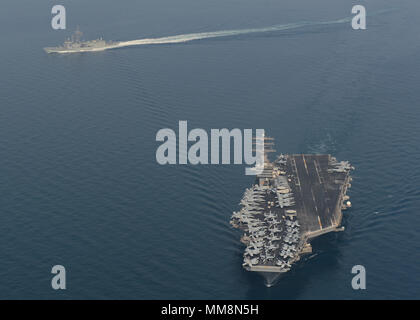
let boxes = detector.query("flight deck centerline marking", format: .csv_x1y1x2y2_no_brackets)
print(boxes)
313,160,322,184
293,159,301,188
317,216,323,229
311,189,316,202
311,189,319,215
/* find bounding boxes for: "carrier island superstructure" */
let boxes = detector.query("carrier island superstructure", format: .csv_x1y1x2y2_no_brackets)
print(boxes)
230,137,354,286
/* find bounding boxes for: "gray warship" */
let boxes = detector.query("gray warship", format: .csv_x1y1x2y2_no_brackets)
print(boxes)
44,28,120,54
230,137,354,286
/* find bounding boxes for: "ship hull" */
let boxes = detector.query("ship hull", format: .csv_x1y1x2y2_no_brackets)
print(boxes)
44,43,121,54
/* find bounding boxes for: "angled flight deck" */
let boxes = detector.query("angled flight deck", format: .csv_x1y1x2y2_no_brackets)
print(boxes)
230,138,354,286
287,154,351,238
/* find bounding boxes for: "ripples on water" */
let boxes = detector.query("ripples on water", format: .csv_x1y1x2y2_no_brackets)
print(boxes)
0,0,419,299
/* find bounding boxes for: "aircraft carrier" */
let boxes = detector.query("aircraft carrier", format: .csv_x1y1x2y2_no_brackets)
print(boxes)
230,137,354,286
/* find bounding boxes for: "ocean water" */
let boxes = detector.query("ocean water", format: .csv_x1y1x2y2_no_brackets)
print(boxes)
0,0,419,299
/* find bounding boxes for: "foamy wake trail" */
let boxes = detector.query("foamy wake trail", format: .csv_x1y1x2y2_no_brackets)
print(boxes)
112,16,352,50
102,8,396,51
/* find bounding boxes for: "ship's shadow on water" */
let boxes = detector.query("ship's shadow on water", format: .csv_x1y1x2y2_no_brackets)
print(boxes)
242,233,343,299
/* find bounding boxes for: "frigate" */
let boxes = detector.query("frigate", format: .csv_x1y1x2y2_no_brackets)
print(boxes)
44,28,120,54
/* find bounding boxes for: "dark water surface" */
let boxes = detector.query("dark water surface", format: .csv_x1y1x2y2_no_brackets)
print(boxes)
0,0,419,299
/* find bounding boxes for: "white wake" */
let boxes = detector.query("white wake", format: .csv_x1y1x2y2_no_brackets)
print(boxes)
114,17,352,50
49,9,395,53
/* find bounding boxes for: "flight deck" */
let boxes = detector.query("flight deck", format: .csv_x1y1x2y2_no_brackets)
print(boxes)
286,154,351,237
230,139,353,286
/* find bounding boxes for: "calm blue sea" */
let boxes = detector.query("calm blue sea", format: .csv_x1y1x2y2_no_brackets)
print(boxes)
0,0,419,299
